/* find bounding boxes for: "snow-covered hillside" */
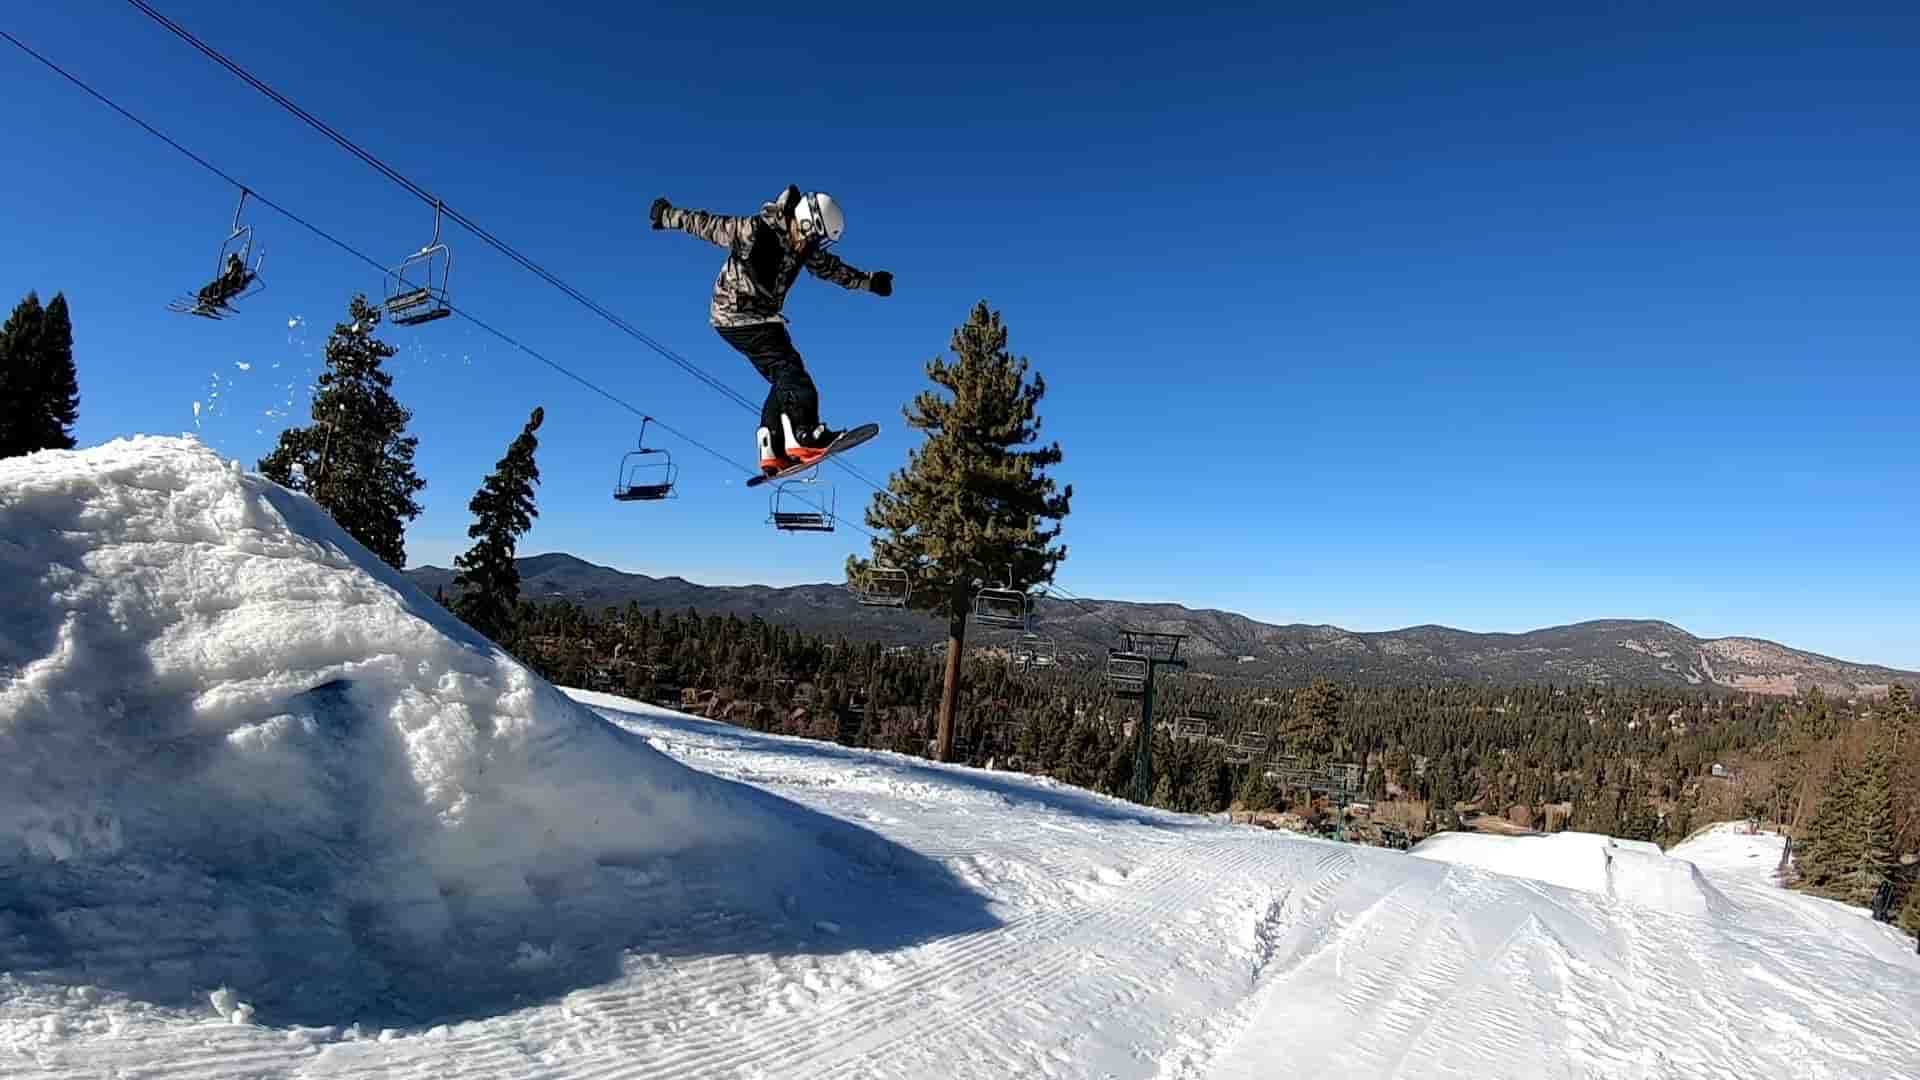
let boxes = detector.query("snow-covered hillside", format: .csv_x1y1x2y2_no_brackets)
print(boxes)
3,438,1918,1078
0,438,978,1029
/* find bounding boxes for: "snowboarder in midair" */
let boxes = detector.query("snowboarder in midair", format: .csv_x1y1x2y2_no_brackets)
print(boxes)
651,186,893,475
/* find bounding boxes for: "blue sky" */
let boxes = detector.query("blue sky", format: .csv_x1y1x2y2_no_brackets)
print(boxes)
4,3,1917,669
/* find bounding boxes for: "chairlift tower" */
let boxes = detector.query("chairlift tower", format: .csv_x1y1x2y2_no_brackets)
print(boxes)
1106,629,1187,804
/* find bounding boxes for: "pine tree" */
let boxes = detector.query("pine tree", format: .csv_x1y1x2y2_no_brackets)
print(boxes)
1621,797,1660,844
1799,764,1859,894
0,291,80,458
259,295,425,569
1841,737,1896,906
0,293,43,458
851,302,1071,761
1237,767,1279,812
452,407,545,644
1364,762,1387,802
1898,882,1920,939
1429,752,1462,827
1150,772,1175,810
1283,680,1343,757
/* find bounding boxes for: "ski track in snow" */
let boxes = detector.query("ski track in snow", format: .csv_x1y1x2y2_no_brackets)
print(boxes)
8,700,1916,1080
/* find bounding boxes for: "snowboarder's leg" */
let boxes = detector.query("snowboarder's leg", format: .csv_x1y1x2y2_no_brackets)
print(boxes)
716,323,830,472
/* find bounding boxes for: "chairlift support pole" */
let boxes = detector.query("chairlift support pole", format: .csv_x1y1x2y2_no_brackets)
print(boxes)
1112,629,1187,805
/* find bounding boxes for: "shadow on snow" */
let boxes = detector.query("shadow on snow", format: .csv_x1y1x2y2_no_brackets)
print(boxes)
0,685,1000,1031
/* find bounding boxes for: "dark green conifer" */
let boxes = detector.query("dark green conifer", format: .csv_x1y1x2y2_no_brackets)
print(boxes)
258,295,425,569
0,291,80,458
1800,763,1859,893
1841,737,1896,906
452,407,545,644
851,302,1072,761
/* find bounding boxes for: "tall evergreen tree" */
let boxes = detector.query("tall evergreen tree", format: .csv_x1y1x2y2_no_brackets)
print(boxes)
0,291,80,458
1621,796,1661,844
1841,737,1896,906
1284,680,1343,757
0,293,43,458
1898,881,1920,940
1429,752,1464,831
452,407,545,643
258,295,425,569
851,302,1072,761
1800,762,1860,893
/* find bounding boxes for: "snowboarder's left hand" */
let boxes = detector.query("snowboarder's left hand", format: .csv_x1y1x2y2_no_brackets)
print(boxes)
650,197,671,229
869,271,893,297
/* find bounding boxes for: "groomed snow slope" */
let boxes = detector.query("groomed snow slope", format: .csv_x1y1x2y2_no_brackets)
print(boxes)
4,438,1919,1078
0,437,984,1030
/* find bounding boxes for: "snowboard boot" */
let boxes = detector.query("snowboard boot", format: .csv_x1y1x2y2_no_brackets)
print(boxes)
761,415,838,473
757,425,798,477
787,421,842,467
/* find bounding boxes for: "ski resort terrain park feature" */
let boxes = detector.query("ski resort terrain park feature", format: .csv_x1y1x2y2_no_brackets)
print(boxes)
2,437,1918,1078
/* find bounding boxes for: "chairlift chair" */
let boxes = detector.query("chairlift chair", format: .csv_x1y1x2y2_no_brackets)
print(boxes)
1107,650,1149,697
851,565,911,607
973,567,1030,629
385,201,453,326
170,189,265,320
1121,629,1188,664
1014,632,1056,670
614,417,677,502
770,477,835,532
1174,715,1215,741
1225,729,1270,765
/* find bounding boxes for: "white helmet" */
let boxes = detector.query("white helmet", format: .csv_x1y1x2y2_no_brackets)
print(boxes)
794,191,845,245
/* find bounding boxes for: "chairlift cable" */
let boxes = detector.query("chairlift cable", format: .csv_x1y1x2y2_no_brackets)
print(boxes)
0,29,779,493
12,23,1118,628
127,0,767,417
125,1,906,498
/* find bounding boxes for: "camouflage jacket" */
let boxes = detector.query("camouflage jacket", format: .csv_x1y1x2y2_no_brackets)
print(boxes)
660,187,876,328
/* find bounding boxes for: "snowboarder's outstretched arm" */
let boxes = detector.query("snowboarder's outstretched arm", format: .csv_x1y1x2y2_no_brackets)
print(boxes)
806,247,890,295
651,198,750,248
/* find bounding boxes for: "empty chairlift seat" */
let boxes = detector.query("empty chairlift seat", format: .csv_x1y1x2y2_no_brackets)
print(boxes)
1225,729,1270,764
614,419,677,502
973,586,1029,630
1107,650,1150,696
1015,632,1056,669
385,202,453,326
770,479,834,532
1174,714,1216,741
851,566,911,607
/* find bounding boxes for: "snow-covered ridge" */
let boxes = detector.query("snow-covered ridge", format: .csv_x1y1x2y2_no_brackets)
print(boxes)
0,437,970,1026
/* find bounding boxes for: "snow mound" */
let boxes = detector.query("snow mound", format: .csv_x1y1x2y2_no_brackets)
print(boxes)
1410,829,1732,916
0,437,972,1025
1667,819,1789,879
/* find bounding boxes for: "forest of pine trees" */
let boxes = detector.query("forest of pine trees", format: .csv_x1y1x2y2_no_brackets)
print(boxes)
494,595,1917,942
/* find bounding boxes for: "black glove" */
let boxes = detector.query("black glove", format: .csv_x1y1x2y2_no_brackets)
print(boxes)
869,271,893,297
650,197,671,230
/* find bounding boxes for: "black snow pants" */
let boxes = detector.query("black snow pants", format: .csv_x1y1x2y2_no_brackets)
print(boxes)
716,322,819,453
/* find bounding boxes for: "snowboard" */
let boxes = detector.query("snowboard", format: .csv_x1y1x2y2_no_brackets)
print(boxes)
745,422,880,487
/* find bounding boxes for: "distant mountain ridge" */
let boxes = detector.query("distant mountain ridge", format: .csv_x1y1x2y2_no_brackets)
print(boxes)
405,553,1917,697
